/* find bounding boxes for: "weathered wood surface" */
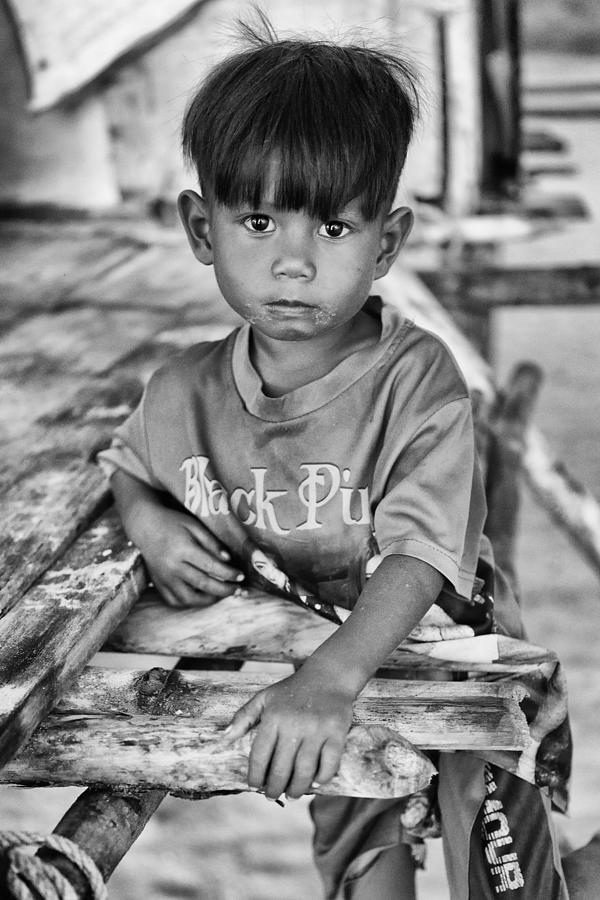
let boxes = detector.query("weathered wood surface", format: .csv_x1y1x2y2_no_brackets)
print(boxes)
2,666,527,795
0,223,139,310
420,265,600,309
35,789,166,898
0,508,143,767
3,721,437,801
54,666,529,751
0,223,236,445
0,375,143,614
77,242,227,315
107,588,548,676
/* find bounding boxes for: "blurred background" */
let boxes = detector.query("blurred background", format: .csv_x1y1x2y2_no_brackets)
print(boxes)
1,1,600,897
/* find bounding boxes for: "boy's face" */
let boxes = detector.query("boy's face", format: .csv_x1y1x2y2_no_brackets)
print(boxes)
178,181,412,345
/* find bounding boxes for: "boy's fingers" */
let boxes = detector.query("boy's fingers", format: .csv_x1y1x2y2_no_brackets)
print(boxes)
225,692,266,743
285,741,322,799
184,545,244,584
315,739,344,786
181,563,239,599
154,582,180,608
183,519,235,563
249,726,281,793
164,579,212,608
262,736,299,799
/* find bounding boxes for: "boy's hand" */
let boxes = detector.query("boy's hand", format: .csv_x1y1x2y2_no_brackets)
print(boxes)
135,505,244,608
225,669,354,799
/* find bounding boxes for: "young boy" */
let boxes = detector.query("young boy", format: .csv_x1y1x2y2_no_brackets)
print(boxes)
98,23,570,900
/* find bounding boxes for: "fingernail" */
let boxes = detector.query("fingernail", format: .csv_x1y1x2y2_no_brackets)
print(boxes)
220,550,231,560
263,794,285,807
236,573,245,582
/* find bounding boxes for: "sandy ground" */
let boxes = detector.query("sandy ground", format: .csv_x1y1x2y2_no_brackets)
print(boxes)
2,52,600,900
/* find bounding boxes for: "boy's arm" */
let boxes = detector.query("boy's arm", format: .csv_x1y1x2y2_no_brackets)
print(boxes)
226,553,442,800
111,468,244,607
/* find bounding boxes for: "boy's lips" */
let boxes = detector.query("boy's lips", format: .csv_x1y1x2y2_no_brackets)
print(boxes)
266,299,316,315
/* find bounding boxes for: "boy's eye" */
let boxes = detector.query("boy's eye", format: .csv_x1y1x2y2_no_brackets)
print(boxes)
319,221,350,239
243,214,275,233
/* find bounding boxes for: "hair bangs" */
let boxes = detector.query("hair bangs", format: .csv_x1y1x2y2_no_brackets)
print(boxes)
183,32,419,220
210,111,381,222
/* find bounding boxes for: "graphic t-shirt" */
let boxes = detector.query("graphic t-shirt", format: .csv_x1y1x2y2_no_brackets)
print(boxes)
98,299,487,612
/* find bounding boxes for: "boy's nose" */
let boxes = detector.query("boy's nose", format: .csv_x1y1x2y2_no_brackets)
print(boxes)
271,238,316,280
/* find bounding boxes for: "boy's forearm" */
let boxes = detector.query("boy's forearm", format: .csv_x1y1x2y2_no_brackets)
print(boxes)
109,469,164,545
300,554,443,697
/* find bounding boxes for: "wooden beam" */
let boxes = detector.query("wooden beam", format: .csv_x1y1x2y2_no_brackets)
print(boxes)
0,375,142,614
2,666,528,795
2,719,436,801
0,508,143,767
107,589,550,676
33,789,166,899
0,222,139,310
419,265,600,309
56,666,529,751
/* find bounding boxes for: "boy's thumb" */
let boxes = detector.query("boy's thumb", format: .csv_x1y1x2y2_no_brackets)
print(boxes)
221,692,265,742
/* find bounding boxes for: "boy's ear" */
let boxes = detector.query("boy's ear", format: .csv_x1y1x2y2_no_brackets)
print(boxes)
373,206,414,280
178,190,214,265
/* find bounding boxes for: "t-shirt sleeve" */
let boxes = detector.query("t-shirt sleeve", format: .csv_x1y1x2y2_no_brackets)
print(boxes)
96,379,163,489
373,397,485,596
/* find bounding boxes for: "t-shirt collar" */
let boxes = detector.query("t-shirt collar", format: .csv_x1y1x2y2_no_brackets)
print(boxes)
231,297,408,422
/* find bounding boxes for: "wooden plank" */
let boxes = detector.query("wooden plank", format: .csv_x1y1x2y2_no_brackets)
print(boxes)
53,666,529,752
1,718,435,800
2,666,527,796
0,222,138,309
419,265,600,309
107,588,547,676
76,242,232,321
0,375,142,614
0,307,171,377
0,312,236,605
0,508,143,768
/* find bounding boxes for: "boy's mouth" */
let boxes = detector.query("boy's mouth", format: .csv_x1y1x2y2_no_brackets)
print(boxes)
266,299,316,315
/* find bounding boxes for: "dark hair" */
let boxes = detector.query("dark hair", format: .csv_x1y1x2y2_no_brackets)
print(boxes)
182,18,420,221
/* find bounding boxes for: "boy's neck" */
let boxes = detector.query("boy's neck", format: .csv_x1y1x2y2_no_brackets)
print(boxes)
249,308,380,397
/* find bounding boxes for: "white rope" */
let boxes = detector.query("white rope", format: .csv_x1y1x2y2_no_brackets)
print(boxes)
0,832,108,900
